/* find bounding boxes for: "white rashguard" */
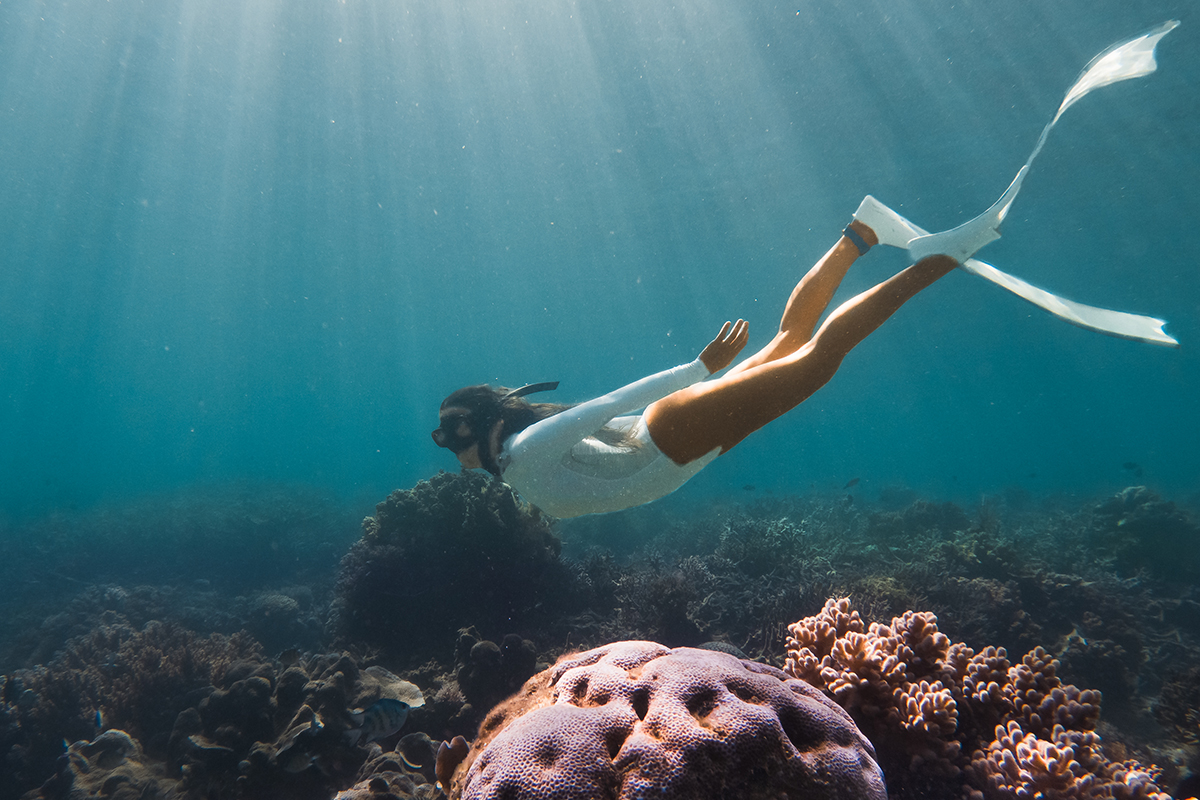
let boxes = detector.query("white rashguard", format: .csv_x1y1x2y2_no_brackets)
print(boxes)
496,359,721,518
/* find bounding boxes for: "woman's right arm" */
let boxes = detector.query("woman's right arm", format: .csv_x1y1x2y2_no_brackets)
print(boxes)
504,321,748,464
505,358,711,462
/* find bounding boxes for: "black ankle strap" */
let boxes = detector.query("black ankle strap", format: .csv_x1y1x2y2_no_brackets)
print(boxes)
842,225,871,256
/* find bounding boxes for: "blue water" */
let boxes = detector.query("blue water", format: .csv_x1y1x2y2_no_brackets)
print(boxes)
1,0,1198,520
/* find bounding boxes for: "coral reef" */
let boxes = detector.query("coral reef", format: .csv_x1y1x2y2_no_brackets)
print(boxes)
1154,665,1200,747
785,597,1173,800
333,471,580,666
0,620,262,799
447,640,886,800
333,734,442,800
1,582,324,675
4,480,1200,800
453,629,540,718
174,653,425,800
1089,487,1200,582
34,729,175,800
2,612,434,800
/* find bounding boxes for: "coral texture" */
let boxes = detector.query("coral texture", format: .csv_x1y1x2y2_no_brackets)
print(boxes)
450,640,886,800
333,471,578,665
33,729,174,800
784,598,1172,800
0,620,262,799
1090,487,1200,580
454,629,541,714
3,615,433,800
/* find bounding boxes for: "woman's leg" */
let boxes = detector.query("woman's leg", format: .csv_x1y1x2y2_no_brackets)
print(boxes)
726,220,879,377
645,254,958,464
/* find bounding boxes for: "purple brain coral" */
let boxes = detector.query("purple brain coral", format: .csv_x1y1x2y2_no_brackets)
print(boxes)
450,640,886,800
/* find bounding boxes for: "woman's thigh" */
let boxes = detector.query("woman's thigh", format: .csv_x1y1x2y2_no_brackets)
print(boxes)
644,345,840,464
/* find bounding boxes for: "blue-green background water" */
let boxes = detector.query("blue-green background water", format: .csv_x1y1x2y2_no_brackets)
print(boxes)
2,0,1198,521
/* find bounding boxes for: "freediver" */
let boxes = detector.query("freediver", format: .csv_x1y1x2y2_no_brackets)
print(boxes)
431,199,981,518
431,21,1180,519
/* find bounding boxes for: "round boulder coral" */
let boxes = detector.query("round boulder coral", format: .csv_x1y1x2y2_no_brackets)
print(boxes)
451,641,885,800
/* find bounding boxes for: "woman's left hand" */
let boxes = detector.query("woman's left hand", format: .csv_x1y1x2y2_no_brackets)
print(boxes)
699,319,749,374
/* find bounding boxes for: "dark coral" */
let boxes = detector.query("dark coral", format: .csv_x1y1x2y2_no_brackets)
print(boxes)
2,582,323,676
176,652,425,800
333,734,441,800
1089,487,1200,582
0,620,261,799
1154,664,1200,747
333,471,580,666
454,629,540,714
449,641,886,800
1,610,442,800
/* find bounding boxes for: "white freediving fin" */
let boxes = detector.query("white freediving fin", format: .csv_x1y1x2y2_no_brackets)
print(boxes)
1053,20,1180,127
854,194,1178,347
855,21,1180,347
853,195,923,249
960,258,1178,347
907,167,1028,263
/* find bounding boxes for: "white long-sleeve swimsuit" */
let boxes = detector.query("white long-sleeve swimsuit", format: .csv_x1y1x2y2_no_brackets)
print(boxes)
496,359,721,518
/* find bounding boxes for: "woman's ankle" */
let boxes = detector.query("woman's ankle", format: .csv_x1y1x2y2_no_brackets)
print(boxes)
842,219,879,255
847,219,879,248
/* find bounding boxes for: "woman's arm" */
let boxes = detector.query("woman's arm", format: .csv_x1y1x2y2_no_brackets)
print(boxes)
505,359,709,460
504,321,749,462
699,319,749,373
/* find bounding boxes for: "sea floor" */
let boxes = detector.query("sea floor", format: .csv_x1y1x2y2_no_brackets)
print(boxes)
1,473,1197,799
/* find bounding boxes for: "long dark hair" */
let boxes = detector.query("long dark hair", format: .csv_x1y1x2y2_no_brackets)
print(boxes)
441,385,642,450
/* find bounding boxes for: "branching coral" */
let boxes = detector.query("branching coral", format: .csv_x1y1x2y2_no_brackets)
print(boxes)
785,598,1169,800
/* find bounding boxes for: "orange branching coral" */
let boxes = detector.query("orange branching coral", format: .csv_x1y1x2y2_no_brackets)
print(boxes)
966,722,1172,800
785,596,864,685
786,599,964,773
893,679,958,738
784,598,1171,800
1007,648,1102,738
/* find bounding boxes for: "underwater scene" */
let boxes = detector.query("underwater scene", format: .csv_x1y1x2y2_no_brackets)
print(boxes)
2,0,1199,798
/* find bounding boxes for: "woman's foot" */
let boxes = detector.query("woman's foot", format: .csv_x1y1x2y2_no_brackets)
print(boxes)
853,195,925,249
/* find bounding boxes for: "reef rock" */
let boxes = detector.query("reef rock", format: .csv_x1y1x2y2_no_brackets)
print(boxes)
447,640,886,800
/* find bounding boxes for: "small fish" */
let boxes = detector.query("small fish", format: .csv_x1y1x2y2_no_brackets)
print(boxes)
742,485,756,492
843,478,860,490
345,698,409,746
1121,461,1144,478
280,750,317,774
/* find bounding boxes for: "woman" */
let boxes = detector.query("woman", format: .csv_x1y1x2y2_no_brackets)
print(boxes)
432,196,981,518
